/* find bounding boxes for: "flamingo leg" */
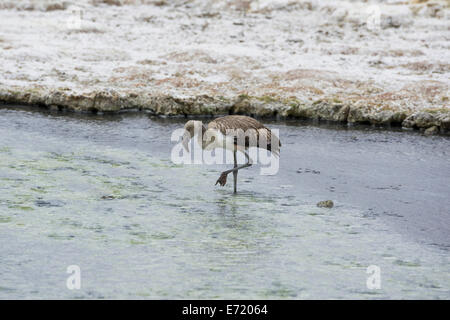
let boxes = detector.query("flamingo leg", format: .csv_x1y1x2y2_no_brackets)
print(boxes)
233,150,238,193
215,151,252,188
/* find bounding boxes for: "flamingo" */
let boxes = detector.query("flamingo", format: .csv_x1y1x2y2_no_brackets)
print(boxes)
181,115,281,193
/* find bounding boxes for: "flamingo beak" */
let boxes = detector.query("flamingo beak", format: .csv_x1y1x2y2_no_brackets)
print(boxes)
182,130,191,153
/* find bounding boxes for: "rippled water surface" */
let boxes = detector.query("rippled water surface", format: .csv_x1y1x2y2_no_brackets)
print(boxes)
0,107,449,299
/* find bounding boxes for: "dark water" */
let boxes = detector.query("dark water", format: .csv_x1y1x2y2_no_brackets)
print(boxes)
0,106,449,299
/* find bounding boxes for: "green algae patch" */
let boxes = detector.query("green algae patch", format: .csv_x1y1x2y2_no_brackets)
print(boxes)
48,233,75,240
130,239,146,245
9,205,34,211
30,187,48,194
0,216,12,223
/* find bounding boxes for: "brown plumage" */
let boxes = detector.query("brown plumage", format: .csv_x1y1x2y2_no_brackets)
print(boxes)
207,115,281,153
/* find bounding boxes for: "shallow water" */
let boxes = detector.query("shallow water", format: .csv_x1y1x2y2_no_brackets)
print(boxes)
0,107,449,299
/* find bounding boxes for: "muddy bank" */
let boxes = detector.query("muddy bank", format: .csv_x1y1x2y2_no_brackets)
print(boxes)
1,86,449,134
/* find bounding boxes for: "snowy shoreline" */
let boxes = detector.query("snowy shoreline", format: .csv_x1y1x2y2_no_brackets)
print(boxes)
0,0,448,133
